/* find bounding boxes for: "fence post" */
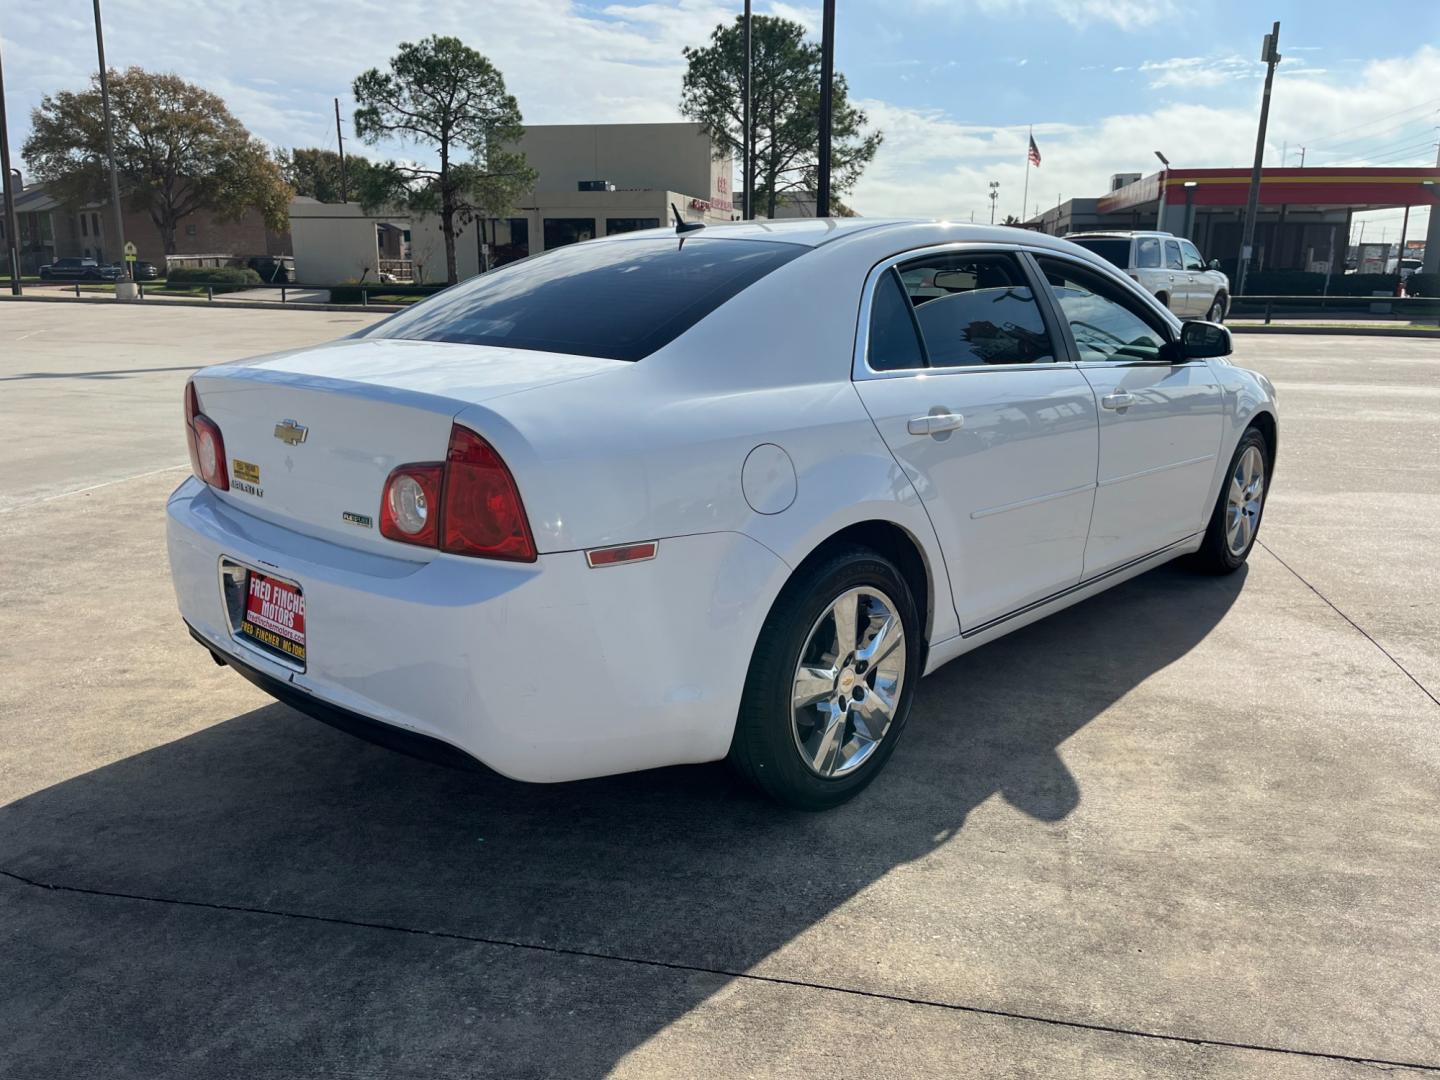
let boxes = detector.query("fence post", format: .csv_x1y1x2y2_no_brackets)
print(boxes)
1264,300,1272,326
207,285,214,303
361,288,368,307
75,282,81,298
281,286,287,305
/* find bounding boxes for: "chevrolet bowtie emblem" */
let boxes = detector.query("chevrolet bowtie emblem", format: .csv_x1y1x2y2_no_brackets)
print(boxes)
273,419,308,446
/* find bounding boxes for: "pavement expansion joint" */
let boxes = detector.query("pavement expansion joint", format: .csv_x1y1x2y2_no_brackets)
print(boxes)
3,867,1437,1074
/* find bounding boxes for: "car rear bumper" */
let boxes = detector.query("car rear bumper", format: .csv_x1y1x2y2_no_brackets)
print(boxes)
167,478,789,783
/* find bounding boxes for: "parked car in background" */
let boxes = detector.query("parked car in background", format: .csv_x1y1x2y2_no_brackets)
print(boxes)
38,258,121,282
1066,231,1230,322
169,220,1276,809
108,261,161,280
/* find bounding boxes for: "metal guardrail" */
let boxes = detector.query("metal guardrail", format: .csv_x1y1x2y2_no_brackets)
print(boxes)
63,279,444,305
1229,294,1439,324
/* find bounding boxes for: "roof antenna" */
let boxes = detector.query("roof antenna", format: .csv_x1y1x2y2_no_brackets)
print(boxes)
671,202,706,234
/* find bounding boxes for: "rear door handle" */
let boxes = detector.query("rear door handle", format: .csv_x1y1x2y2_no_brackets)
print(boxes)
908,412,964,436
1101,391,1135,412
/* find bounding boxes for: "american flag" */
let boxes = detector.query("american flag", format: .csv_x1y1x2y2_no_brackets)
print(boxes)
1027,135,1042,167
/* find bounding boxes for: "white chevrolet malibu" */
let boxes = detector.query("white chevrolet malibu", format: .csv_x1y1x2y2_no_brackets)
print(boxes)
169,219,1277,808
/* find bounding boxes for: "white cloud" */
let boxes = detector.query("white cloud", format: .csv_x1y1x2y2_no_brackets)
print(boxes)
847,44,1440,229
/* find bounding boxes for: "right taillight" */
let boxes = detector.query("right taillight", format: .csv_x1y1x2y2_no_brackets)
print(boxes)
379,424,536,562
184,382,229,491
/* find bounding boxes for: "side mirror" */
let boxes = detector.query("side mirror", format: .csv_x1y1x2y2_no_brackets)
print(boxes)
1208,259,1222,271
1179,320,1232,359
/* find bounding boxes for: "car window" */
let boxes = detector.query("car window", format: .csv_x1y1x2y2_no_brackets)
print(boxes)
866,268,926,371
1036,258,1169,364
1164,241,1183,271
892,252,1056,367
1135,237,1161,269
1068,238,1130,269
1180,240,1205,271
363,237,806,362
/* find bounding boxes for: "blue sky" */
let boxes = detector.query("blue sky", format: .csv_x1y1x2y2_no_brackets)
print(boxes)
4,0,1436,239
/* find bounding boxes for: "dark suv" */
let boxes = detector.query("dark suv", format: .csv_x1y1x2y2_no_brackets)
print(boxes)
38,258,121,282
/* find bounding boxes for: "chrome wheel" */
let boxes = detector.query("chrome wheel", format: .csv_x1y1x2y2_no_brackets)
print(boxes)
1208,298,1225,322
791,586,907,778
1226,445,1265,555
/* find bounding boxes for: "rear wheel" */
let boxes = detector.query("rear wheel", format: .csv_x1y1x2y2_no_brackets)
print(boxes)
1193,427,1268,574
730,547,920,810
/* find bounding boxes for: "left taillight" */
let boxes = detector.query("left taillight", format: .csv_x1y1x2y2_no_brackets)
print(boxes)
379,423,536,562
184,382,229,491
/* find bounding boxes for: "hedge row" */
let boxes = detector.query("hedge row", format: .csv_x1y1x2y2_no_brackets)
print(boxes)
328,282,447,304
1404,272,1440,298
1236,270,1405,297
166,266,263,292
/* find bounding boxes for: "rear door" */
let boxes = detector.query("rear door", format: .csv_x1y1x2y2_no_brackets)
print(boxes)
1033,255,1224,576
1162,239,1190,314
852,247,1099,631
1180,239,1215,316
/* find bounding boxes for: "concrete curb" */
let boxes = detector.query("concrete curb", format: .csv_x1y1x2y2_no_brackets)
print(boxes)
0,294,402,314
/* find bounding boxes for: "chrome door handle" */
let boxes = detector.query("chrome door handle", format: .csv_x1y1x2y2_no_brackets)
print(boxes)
1101,391,1135,412
907,412,964,436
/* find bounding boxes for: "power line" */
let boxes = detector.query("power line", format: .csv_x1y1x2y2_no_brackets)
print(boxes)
1309,113,1439,157
1299,95,1440,149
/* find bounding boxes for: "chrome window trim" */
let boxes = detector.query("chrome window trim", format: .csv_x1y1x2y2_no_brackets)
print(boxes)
851,241,1076,382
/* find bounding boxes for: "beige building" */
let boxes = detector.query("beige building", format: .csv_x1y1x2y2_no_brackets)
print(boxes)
288,122,738,284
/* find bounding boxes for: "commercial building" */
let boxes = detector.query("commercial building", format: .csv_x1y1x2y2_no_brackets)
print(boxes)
289,122,737,284
3,174,290,274
1030,166,1439,275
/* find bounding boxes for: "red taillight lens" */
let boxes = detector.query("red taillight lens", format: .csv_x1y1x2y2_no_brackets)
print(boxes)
442,426,537,562
184,382,229,491
380,464,442,547
377,425,536,562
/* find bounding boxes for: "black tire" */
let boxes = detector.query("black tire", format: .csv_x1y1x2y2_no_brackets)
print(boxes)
1207,293,1227,323
1192,426,1269,574
730,546,921,810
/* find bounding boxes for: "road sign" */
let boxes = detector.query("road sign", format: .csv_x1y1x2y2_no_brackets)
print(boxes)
123,241,137,261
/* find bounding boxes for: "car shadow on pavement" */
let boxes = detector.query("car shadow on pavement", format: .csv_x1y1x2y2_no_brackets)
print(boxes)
0,562,1245,1078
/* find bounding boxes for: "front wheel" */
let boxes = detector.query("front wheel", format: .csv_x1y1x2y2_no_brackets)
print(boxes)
1207,294,1227,323
730,547,920,809
1192,427,1268,574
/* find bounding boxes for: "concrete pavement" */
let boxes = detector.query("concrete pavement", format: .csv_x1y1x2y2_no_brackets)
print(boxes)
0,304,1437,1077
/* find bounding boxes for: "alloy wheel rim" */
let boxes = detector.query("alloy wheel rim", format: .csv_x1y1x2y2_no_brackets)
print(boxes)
791,586,907,778
1226,445,1265,555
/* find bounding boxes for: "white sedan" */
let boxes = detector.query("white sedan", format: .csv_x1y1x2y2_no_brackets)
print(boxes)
169,219,1278,809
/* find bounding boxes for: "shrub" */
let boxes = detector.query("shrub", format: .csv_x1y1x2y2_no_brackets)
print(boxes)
328,280,446,304
165,266,263,292
1238,270,1327,296
1403,272,1440,298
1326,273,1401,297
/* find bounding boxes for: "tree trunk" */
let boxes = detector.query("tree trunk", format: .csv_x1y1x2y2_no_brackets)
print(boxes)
440,196,458,286
153,207,178,256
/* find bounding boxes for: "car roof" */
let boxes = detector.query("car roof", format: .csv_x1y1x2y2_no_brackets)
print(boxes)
1065,231,1175,239
594,218,1126,253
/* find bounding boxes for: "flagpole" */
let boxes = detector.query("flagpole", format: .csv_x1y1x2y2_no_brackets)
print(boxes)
1020,124,1032,225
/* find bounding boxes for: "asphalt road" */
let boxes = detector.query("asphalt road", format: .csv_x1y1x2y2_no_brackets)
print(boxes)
1,302,1437,1079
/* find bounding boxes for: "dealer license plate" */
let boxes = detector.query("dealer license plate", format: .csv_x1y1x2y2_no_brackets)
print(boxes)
238,570,306,665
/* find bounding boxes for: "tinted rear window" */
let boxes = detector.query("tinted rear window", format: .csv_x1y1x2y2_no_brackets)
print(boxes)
1069,238,1131,269
362,237,805,362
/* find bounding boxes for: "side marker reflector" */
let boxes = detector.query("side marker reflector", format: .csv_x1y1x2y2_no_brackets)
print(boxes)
585,542,658,568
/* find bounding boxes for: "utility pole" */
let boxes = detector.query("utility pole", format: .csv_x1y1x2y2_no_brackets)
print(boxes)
988,181,999,224
815,0,835,217
1298,146,1306,167
1236,21,1281,299
741,0,751,220
92,0,133,297
334,98,348,203
0,37,23,295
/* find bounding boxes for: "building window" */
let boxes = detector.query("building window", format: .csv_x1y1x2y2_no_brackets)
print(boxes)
93,213,102,236
185,223,197,238
80,214,88,237
606,218,660,236
542,218,595,250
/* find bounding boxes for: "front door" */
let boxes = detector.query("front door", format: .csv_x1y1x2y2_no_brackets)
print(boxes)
1034,255,1224,576
853,249,1099,631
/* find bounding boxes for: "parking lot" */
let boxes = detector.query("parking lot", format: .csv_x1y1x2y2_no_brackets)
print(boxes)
1,302,1437,1077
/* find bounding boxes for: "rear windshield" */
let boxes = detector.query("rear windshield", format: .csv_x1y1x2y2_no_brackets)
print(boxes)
362,237,805,362
1068,238,1131,269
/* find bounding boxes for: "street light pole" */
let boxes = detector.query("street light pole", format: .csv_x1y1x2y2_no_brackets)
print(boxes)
742,0,751,220
1236,21,1281,299
92,0,132,296
0,37,23,295
815,0,835,217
